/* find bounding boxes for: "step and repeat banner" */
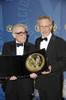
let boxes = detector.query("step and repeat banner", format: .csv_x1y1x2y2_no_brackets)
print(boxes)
0,0,66,100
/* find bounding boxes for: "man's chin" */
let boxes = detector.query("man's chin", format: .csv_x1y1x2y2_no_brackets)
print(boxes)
42,34,47,37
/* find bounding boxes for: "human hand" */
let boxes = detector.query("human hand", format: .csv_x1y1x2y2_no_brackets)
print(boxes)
30,73,38,79
9,76,17,80
42,65,52,74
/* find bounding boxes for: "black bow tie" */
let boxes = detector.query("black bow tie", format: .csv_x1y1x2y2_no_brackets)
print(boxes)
16,43,23,47
41,37,48,41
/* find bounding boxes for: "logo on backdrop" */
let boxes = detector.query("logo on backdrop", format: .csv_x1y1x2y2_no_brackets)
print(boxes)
35,25,39,32
6,25,13,32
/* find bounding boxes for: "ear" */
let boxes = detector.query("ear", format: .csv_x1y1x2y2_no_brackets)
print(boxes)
12,33,16,38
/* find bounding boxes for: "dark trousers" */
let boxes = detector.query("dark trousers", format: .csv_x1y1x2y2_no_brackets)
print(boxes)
6,92,31,100
38,90,62,100
5,79,33,100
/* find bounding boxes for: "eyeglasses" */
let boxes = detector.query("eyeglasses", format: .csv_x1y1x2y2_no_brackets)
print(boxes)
15,31,27,35
39,25,50,29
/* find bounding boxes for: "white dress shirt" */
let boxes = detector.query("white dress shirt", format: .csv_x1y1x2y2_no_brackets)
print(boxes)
16,41,24,55
40,32,52,51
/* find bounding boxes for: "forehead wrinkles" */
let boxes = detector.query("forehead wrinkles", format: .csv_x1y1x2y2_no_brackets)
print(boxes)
16,26,25,30
14,26,26,33
39,19,50,25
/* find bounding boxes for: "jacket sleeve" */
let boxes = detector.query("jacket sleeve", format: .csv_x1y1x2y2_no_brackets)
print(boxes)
2,43,10,55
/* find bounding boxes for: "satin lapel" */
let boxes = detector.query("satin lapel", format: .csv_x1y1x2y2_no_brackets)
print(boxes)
46,34,56,53
24,43,29,54
10,41,16,56
37,37,41,50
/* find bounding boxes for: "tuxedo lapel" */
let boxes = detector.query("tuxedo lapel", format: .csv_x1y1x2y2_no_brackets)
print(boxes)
24,42,30,54
46,34,56,53
37,37,41,50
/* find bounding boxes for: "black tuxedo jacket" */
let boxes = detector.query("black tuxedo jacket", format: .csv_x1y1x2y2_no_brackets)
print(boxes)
2,41,35,55
2,41,35,94
35,34,66,92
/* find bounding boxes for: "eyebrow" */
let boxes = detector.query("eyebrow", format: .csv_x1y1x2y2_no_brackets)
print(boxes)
15,31,27,34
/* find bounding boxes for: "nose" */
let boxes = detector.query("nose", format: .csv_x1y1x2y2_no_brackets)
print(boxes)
43,27,46,31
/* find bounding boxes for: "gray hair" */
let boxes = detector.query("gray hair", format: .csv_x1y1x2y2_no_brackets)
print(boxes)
37,16,53,25
12,23,28,34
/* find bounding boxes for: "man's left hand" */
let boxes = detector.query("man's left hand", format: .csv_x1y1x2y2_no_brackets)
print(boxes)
42,65,52,74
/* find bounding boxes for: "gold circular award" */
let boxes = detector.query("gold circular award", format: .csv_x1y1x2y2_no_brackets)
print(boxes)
25,53,45,72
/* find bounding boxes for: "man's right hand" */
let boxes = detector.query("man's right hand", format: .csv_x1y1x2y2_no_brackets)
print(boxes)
30,73,38,79
9,76,17,80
